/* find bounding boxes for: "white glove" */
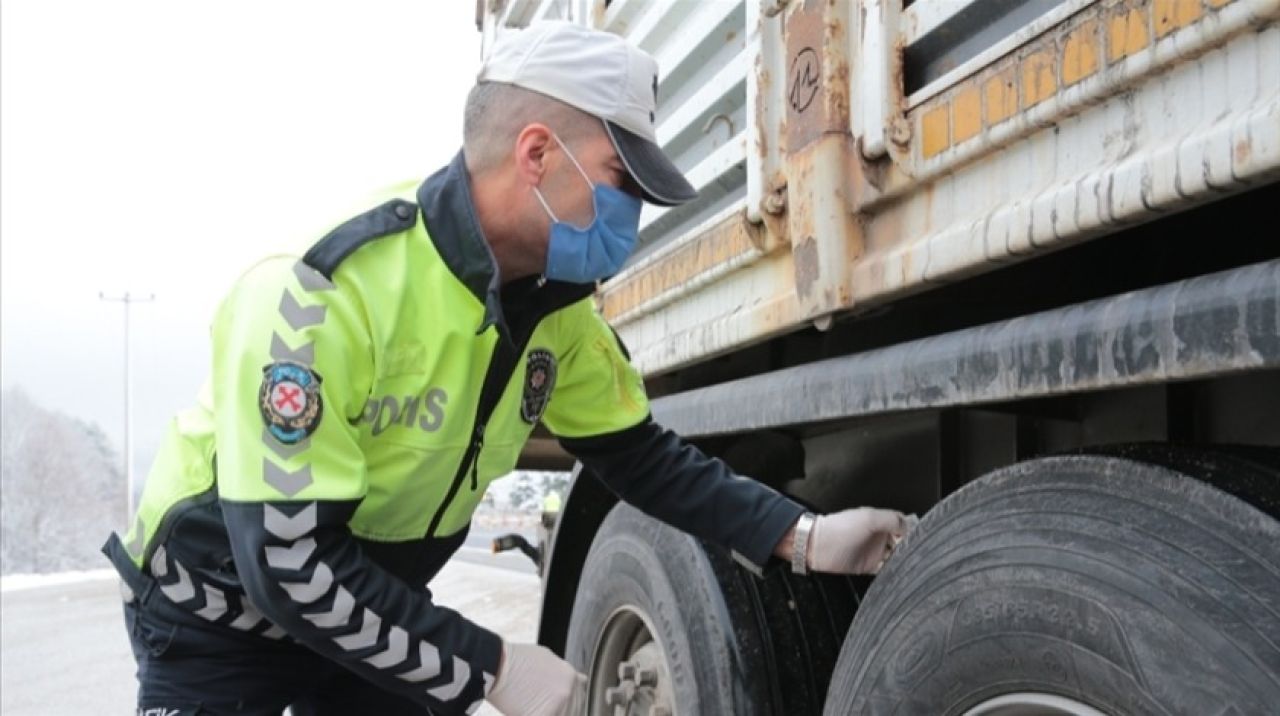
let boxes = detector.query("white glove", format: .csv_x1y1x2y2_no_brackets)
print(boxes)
808,508,913,575
486,642,588,716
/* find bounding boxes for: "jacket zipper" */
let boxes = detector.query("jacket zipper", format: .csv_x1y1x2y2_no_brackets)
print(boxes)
426,420,487,538
424,280,595,539
425,309,540,537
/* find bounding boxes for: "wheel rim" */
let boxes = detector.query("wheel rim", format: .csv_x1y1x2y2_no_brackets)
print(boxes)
961,692,1111,716
588,605,677,716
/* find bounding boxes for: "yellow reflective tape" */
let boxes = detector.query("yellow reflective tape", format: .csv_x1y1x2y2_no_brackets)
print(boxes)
922,104,951,159
983,69,1019,126
1155,0,1204,38
1107,6,1151,63
1063,20,1101,86
952,85,982,143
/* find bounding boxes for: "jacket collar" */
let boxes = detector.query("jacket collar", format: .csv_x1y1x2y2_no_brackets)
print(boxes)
417,151,597,344
418,151,507,336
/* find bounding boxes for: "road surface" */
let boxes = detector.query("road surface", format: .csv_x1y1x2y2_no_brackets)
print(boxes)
1,560,542,715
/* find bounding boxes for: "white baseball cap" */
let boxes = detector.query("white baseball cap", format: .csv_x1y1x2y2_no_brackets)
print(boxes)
477,21,697,207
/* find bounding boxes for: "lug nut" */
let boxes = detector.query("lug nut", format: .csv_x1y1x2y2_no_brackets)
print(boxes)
605,683,636,706
636,667,658,686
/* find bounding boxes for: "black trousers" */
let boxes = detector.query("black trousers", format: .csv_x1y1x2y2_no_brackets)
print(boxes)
122,581,434,716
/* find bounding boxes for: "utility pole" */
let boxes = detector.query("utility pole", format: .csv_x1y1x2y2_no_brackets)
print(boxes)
99,291,154,519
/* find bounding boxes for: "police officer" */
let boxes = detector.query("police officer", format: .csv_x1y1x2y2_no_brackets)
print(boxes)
104,21,908,716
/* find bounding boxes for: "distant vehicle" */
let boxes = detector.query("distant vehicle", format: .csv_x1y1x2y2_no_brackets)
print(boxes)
481,1,1280,714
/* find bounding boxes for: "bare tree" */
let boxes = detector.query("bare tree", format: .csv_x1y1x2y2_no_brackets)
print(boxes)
1,388,124,574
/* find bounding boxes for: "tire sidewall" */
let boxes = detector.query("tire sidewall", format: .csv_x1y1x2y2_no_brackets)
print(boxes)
566,503,755,715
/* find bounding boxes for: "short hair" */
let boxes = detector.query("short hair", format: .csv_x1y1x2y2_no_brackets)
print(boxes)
463,82,602,174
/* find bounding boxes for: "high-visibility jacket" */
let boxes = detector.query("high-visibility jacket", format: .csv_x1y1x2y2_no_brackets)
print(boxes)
104,152,803,715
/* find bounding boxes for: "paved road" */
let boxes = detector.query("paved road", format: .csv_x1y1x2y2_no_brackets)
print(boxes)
1,561,542,715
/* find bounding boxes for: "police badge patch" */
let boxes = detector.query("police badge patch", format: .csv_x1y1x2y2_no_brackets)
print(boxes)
259,361,323,444
521,349,557,424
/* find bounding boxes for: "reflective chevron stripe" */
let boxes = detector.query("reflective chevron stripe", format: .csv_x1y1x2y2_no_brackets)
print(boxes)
195,584,227,621
265,537,316,570
152,547,197,604
269,333,315,365
397,642,443,683
152,545,287,636
263,503,317,540
363,625,410,669
279,289,327,330
280,562,333,604
293,260,335,292
150,545,169,578
229,598,265,631
303,586,356,629
262,460,314,497
333,608,381,651
427,656,471,701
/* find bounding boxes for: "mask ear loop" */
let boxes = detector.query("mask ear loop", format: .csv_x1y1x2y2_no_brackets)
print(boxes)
532,185,559,223
552,133,595,188
532,133,587,224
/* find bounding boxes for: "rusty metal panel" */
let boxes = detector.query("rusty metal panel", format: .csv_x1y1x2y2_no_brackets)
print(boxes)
851,0,1280,315
478,0,1280,381
784,2,834,151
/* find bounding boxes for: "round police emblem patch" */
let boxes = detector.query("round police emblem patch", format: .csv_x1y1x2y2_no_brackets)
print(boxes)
259,361,323,444
521,349,557,424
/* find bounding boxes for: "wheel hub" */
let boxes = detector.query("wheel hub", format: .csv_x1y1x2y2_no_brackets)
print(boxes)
590,607,676,716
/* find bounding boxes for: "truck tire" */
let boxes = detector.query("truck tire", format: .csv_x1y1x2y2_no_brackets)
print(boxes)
564,502,763,715
823,449,1280,715
565,502,858,715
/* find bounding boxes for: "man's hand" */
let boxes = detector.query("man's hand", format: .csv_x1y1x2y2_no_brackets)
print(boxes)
775,508,915,575
487,642,588,716
810,507,911,574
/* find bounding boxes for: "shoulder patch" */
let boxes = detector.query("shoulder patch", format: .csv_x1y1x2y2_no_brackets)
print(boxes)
521,349,557,424
260,362,324,444
302,199,418,279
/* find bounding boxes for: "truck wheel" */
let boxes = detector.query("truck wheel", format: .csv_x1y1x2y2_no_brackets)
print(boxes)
564,503,758,715
565,502,860,715
823,449,1280,715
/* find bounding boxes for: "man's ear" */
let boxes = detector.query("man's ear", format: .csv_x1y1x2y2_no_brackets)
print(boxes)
514,123,555,186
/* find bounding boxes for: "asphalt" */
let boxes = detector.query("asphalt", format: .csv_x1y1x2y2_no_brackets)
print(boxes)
1,560,542,715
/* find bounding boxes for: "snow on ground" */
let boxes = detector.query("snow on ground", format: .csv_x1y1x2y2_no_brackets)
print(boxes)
1,560,542,715
0,568,118,593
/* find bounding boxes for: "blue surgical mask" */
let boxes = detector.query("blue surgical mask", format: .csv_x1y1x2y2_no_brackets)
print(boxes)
534,135,642,284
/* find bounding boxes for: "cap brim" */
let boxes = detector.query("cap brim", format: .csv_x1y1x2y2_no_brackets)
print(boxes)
604,121,698,207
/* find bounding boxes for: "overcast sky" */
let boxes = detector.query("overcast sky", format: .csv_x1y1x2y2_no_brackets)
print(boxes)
2,1,482,483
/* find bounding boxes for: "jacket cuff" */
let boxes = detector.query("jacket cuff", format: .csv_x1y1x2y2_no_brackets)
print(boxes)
731,496,806,575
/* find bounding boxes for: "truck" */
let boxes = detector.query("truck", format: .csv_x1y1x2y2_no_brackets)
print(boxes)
479,1,1280,713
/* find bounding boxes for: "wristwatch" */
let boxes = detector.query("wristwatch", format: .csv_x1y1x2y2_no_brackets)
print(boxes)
791,512,816,575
